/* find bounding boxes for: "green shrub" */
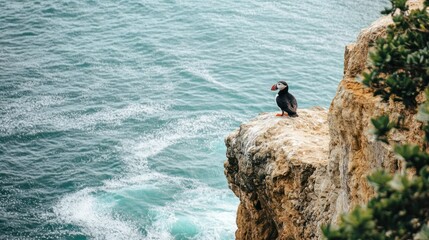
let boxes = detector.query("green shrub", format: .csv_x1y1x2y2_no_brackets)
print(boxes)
362,0,429,108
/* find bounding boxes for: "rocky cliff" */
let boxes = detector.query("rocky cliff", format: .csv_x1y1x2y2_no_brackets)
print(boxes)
225,108,331,239
224,2,424,239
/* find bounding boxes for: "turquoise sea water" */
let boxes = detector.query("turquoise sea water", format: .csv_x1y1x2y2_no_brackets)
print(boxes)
1,1,388,239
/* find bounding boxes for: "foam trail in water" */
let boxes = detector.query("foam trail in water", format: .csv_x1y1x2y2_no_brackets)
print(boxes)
182,61,233,90
123,113,232,173
54,171,233,239
0,101,168,135
145,185,237,240
54,112,238,239
54,188,142,240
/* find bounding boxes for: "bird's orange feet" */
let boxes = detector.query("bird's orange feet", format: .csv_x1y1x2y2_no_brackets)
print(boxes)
275,113,289,117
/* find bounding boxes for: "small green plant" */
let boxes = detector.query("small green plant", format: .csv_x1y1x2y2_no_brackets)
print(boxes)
371,115,396,143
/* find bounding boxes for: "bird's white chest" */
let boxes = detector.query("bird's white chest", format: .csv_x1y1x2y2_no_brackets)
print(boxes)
275,94,280,110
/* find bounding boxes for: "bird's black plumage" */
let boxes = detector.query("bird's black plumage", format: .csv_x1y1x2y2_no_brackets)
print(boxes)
274,81,298,117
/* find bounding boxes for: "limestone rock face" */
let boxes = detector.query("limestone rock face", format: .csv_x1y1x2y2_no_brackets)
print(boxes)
328,1,424,220
225,2,425,239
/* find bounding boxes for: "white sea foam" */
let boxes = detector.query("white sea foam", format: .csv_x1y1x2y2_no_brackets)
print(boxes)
102,172,198,191
54,112,238,239
0,101,168,135
60,103,168,130
54,171,236,240
145,185,237,240
53,188,143,240
182,61,232,90
122,113,231,173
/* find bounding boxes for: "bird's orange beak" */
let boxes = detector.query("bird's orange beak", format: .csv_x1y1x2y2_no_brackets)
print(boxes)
271,84,277,91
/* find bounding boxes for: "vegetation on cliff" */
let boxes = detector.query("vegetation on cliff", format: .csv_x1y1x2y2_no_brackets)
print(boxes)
362,0,429,109
323,0,429,239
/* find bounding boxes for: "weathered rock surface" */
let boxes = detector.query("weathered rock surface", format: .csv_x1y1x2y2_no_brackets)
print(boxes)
225,108,330,239
224,2,425,239
327,1,424,223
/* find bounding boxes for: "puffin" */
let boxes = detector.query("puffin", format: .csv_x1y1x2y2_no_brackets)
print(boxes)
271,81,298,117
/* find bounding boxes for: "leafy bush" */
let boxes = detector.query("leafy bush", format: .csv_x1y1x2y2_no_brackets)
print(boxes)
362,0,429,108
323,1,429,239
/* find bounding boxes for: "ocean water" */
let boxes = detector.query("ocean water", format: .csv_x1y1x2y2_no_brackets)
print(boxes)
1,1,388,239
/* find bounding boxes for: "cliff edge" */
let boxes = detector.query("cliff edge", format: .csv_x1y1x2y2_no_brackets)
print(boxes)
224,2,424,239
